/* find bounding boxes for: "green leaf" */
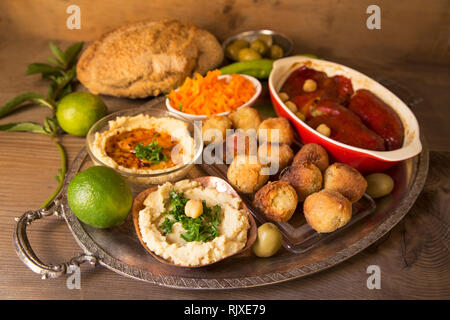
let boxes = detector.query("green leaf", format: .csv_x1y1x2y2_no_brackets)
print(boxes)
47,65,77,102
55,168,63,183
43,117,59,136
49,42,67,67
0,92,45,118
64,42,84,67
40,141,67,209
46,57,60,66
33,98,55,110
26,63,62,76
0,121,46,134
57,82,72,100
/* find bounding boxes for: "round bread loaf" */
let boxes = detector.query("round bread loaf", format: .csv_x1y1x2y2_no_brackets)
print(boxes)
77,19,223,98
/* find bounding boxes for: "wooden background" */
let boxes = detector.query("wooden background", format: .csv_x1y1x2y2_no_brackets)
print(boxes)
0,0,449,299
1,0,449,65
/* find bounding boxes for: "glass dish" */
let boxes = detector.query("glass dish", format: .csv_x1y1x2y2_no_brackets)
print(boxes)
86,106,203,192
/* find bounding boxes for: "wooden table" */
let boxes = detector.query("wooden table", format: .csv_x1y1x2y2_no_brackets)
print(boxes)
1,37,449,300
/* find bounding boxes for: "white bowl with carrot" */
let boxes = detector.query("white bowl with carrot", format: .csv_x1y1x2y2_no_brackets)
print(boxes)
166,70,262,121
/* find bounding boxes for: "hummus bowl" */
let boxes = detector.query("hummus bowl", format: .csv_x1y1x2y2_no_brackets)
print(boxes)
132,176,257,268
268,56,422,173
86,107,203,191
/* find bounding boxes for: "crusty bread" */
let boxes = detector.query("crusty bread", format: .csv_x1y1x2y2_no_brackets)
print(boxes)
76,19,223,98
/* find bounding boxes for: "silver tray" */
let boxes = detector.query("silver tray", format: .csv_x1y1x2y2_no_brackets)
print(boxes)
13,98,429,289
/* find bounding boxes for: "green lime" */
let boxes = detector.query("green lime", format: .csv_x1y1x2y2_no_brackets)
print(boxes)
67,166,132,228
56,92,107,136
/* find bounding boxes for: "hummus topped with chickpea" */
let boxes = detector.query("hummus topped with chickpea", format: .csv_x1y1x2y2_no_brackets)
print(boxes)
92,114,194,174
138,180,250,267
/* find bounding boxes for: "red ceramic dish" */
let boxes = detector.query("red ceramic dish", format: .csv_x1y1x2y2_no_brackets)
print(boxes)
268,56,422,173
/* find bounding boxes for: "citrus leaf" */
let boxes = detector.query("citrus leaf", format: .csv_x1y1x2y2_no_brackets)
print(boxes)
49,42,67,67
41,141,67,208
26,63,62,76
0,92,45,118
64,42,84,67
0,121,46,134
33,98,55,110
49,66,77,102
43,117,59,136
46,57,60,66
57,82,72,101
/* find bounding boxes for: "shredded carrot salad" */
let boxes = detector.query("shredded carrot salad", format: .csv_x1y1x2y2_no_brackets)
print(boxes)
167,70,256,116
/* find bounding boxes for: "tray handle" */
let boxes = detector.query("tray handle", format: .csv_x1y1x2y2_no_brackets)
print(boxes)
13,197,98,279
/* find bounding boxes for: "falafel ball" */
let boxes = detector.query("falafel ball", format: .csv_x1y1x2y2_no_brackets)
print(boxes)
304,189,352,233
258,117,294,145
228,106,262,133
202,115,232,145
257,143,294,173
227,155,269,193
223,131,258,163
279,162,323,202
323,162,367,203
254,181,298,222
293,143,329,172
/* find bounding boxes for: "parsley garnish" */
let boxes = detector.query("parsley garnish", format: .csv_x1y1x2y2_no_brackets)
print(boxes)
134,138,167,164
160,189,222,242
160,217,175,235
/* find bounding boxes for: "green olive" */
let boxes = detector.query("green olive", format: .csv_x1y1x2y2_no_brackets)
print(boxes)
225,39,249,61
250,40,268,56
269,44,284,59
237,48,262,62
257,34,273,47
365,173,394,198
252,222,283,258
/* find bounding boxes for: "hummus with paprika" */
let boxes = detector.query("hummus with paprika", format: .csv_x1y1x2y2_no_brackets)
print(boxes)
92,114,194,174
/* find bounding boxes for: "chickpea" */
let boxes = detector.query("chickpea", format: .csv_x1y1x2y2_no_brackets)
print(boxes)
316,123,331,137
185,199,203,218
303,79,317,92
295,111,306,121
278,92,289,102
284,101,298,113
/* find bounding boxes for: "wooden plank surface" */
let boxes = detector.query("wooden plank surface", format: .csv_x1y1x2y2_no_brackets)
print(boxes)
1,0,449,66
1,14,449,299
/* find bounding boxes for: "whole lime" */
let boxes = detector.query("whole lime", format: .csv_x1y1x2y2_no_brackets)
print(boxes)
67,166,132,228
56,92,107,136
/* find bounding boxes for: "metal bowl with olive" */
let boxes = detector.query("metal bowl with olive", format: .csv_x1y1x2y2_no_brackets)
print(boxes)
223,30,293,62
